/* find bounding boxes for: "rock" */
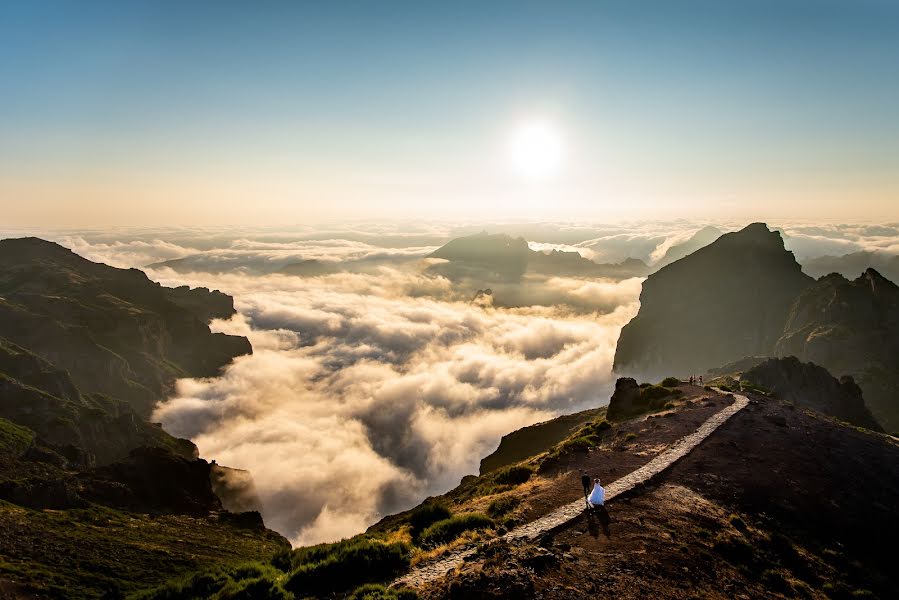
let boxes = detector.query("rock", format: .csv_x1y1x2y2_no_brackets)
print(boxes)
82,446,222,515
775,269,899,432
614,223,813,378
744,357,881,431
764,414,788,427
607,377,641,421
0,237,251,420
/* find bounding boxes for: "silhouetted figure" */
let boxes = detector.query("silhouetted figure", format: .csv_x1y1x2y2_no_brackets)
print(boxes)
689,375,694,385
581,470,591,507
699,375,703,385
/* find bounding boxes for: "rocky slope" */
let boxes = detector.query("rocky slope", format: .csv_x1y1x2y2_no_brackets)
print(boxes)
614,223,813,378
415,391,899,600
775,269,899,432
0,237,251,419
0,239,290,598
742,357,881,430
479,407,605,475
0,337,198,465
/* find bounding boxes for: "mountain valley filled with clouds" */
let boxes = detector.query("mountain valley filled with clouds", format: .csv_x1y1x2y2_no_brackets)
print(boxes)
4,220,895,545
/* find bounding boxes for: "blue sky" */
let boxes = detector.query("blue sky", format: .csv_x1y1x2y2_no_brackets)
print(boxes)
1,1,897,225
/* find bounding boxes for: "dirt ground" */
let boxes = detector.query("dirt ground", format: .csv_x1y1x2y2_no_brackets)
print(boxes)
507,385,732,523
419,393,899,600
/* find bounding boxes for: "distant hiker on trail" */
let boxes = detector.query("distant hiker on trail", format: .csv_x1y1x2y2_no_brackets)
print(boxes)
581,470,592,507
588,477,605,508
689,375,694,385
699,375,703,385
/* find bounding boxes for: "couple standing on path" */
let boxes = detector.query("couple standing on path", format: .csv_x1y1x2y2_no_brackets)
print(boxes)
581,470,611,536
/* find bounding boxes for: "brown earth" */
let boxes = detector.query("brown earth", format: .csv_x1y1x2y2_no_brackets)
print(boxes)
516,386,731,524
370,385,728,536
417,393,899,599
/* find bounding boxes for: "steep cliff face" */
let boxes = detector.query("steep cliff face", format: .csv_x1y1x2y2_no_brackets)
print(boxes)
742,357,881,430
0,337,196,465
775,269,899,432
614,223,813,378
0,237,251,418
479,407,605,475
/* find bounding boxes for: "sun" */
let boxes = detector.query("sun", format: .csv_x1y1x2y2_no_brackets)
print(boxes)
506,119,564,180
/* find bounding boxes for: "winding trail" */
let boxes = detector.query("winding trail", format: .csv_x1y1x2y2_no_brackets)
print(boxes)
394,390,750,588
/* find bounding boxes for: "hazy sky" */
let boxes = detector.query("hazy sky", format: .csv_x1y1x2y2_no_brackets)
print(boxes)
2,0,897,226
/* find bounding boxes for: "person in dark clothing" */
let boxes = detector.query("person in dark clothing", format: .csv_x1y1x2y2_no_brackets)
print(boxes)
581,470,592,507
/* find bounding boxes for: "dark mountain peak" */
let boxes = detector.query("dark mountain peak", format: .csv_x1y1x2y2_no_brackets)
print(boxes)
719,222,783,248
777,265,899,431
860,267,898,290
614,222,813,377
0,236,82,264
429,232,529,260
818,272,849,283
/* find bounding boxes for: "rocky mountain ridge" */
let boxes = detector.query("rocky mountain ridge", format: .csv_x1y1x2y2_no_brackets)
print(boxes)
614,223,814,377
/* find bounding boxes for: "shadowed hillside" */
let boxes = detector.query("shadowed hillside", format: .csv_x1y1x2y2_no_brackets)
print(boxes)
614,223,813,378
0,237,251,419
0,240,289,599
775,269,899,432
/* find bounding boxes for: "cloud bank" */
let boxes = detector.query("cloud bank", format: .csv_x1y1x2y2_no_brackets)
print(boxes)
8,219,896,546
146,265,637,545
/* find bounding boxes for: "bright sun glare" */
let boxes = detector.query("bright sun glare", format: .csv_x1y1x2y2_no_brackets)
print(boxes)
507,119,565,180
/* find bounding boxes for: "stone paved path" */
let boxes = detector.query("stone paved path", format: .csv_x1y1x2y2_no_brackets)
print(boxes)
393,391,750,588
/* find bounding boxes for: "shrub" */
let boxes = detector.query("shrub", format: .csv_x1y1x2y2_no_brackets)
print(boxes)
487,495,521,518
713,534,755,565
728,514,747,531
494,464,534,485
348,583,418,600
761,569,791,594
641,385,672,402
661,377,680,387
137,563,288,600
284,538,411,596
623,432,637,442
663,402,676,410
408,503,452,537
217,576,290,600
418,513,493,548
558,436,593,453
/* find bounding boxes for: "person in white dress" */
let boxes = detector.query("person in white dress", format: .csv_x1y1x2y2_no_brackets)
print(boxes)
588,477,605,508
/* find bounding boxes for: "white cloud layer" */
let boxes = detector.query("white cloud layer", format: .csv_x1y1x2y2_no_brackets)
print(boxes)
147,265,637,545
6,219,896,546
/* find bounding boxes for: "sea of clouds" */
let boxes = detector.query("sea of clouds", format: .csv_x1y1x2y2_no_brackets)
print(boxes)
3,219,896,546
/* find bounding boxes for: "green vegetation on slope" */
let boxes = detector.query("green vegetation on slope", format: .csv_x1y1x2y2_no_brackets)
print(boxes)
0,501,289,599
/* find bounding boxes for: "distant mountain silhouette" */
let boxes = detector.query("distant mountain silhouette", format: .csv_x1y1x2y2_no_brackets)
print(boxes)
277,259,340,277
800,250,899,282
0,237,251,419
656,225,722,267
775,269,899,432
614,223,813,378
429,232,650,282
